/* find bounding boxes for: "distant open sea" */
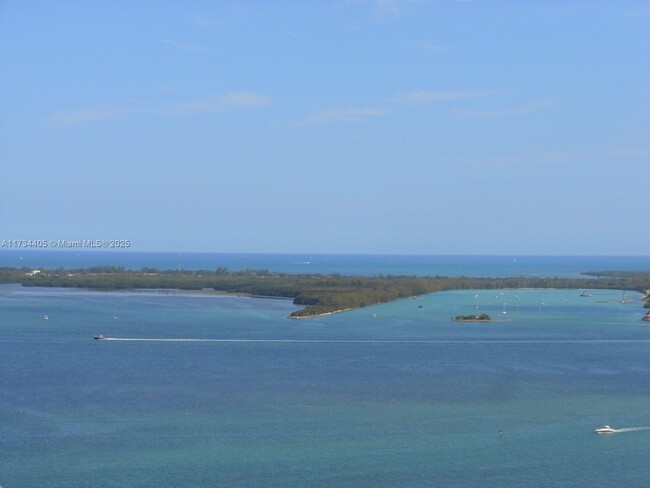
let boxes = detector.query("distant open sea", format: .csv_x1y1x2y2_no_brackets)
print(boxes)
2,252,650,487
1,250,650,277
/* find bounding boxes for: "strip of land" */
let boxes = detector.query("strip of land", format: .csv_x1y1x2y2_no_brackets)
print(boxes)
1,266,648,318
453,314,492,322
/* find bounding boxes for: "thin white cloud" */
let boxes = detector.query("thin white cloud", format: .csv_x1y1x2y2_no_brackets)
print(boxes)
461,147,650,168
404,41,446,52
453,98,556,119
296,88,492,127
160,86,182,94
351,0,425,22
420,43,446,52
297,107,390,127
162,39,205,52
189,15,220,27
378,0,426,11
51,92,271,126
173,92,271,114
376,0,401,15
51,106,131,126
395,89,495,104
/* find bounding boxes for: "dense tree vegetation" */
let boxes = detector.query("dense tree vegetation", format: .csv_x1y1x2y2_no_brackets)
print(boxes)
0,267,648,317
454,314,491,321
584,270,650,279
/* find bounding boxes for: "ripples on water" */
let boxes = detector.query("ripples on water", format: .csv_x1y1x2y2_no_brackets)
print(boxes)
1,256,650,487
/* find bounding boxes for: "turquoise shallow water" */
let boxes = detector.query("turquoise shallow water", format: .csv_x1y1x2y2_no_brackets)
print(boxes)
1,281,650,487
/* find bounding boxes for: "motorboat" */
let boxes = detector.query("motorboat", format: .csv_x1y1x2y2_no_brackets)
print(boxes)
94,335,106,340
594,425,615,434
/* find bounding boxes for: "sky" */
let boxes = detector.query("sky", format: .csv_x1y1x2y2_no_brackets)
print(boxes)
1,0,648,255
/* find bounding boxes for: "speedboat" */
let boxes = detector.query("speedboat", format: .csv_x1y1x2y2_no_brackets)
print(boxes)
93,335,106,340
594,425,615,434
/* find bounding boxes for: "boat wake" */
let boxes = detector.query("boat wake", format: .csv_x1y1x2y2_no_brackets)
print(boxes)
97,338,650,345
611,427,650,433
103,338,222,342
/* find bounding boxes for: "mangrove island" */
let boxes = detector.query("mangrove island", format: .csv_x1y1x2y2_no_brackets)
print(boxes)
454,313,492,322
1,266,649,318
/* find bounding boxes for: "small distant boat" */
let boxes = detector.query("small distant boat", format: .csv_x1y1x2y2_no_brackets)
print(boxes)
594,425,615,434
43,315,49,320
580,290,592,297
113,310,118,319
94,335,106,340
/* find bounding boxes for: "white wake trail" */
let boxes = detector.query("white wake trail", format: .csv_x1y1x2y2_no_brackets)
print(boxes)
612,427,650,433
98,338,650,345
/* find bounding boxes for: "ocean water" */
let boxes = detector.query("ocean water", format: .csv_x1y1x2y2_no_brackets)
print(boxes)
2,250,650,277
1,254,650,486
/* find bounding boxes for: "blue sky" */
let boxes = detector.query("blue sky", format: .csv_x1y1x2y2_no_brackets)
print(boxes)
1,1,648,254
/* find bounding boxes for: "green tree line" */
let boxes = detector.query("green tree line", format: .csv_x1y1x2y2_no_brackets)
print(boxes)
0,267,648,317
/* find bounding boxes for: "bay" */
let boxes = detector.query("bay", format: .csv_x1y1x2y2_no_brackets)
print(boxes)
1,254,649,487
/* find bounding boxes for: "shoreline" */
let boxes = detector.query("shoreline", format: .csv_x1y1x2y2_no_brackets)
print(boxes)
3,265,649,319
453,319,492,323
0,283,294,302
288,308,352,319
146,288,294,301
4,283,647,320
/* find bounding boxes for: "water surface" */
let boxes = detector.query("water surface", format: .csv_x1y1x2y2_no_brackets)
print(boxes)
2,283,649,487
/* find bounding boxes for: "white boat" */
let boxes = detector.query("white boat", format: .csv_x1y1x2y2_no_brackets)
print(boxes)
94,335,106,340
594,425,615,434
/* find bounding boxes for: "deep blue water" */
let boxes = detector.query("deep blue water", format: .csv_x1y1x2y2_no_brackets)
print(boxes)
1,254,650,486
1,250,650,277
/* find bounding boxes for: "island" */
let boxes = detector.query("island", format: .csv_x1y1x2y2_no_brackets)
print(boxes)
453,314,491,322
1,266,649,319
585,271,650,312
